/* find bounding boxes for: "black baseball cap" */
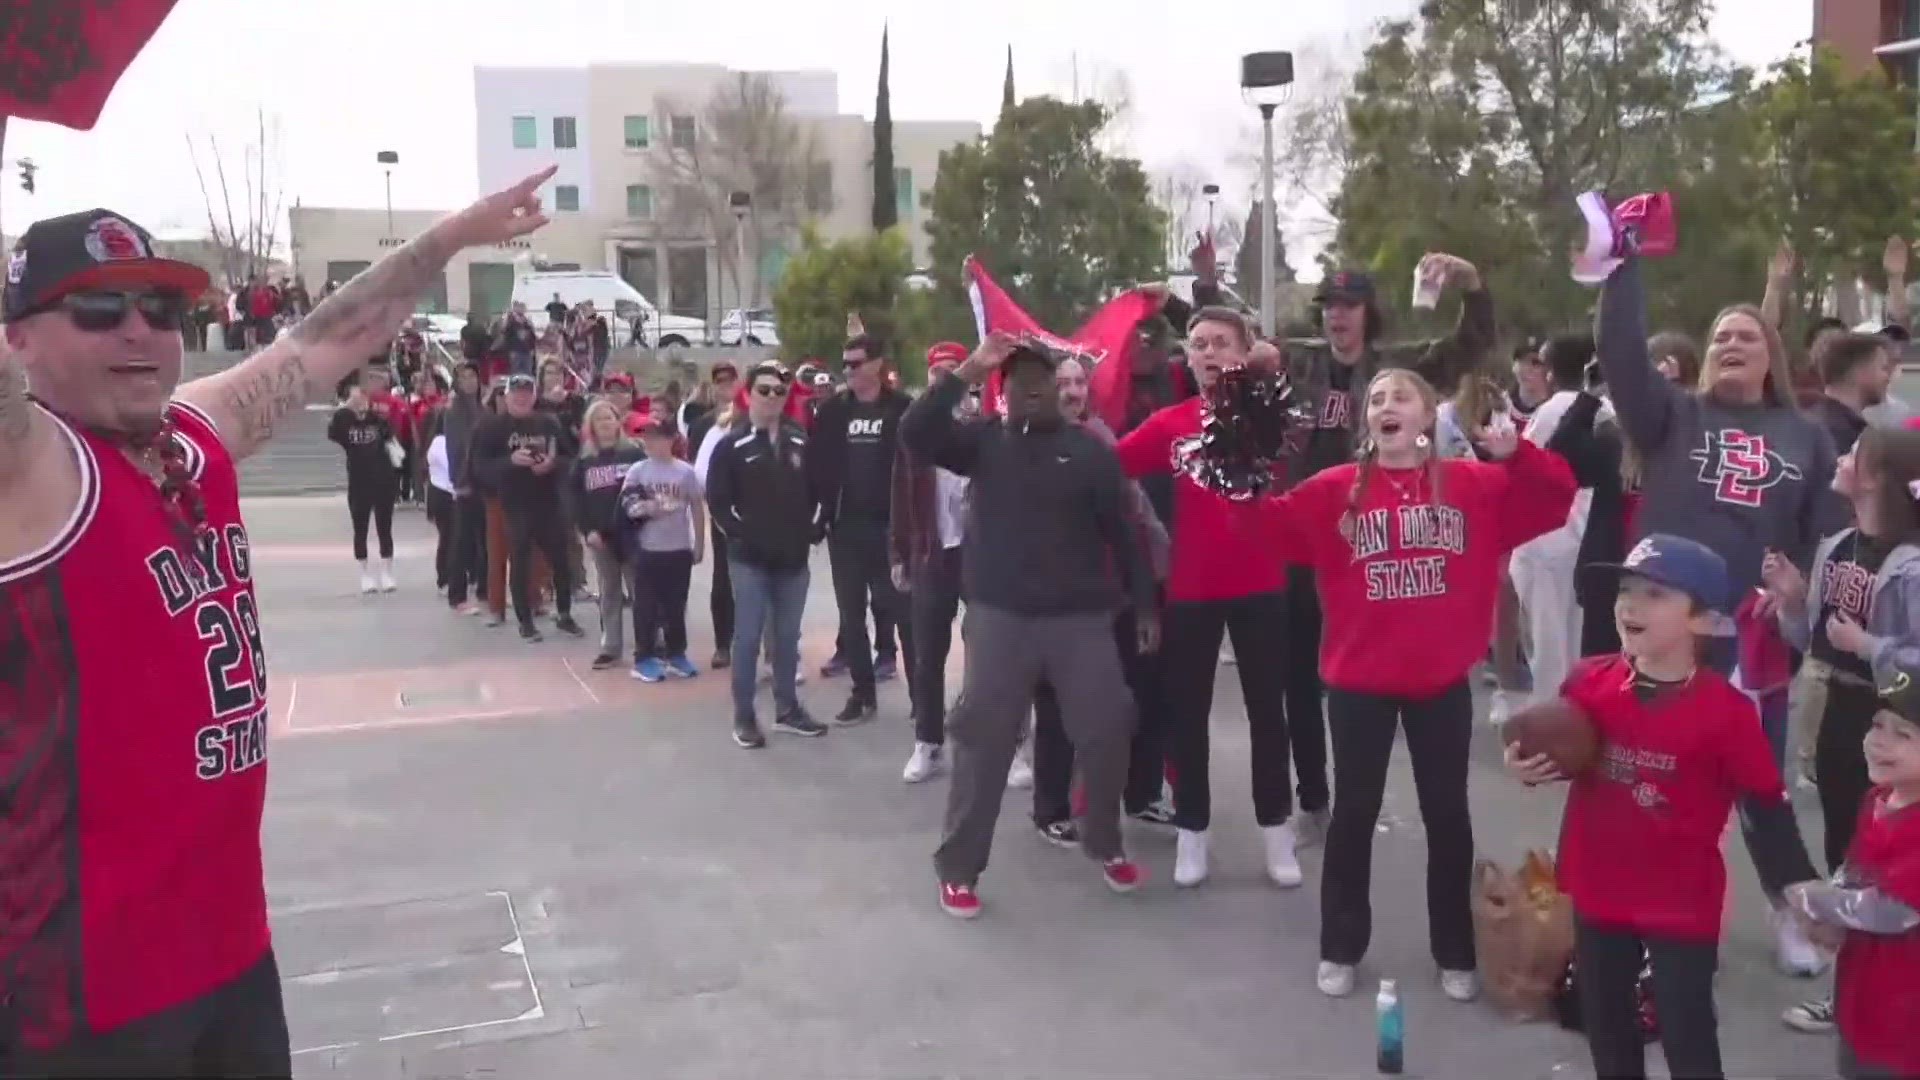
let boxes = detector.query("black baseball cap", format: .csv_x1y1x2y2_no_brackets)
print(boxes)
4,209,210,322
1313,270,1375,305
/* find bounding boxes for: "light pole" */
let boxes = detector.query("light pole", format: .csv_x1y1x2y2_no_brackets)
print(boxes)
1202,182,1220,242
376,150,399,236
728,190,753,309
1241,52,1294,337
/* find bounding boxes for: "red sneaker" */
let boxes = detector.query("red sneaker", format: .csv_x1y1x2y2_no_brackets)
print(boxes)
939,882,982,919
1102,857,1144,894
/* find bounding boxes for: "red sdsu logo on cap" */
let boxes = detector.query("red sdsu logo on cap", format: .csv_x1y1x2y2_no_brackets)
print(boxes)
83,216,149,263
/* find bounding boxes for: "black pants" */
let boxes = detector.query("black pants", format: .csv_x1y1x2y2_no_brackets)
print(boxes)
910,546,965,744
828,524,914,701
397,441,417,502
1321,679,1476,971
449,492,486,604
426,486,455,589
1574,917,1722,1080
1032,606,1161,824
1817,680,1878,873
1281,569,1331,813
708,520,734,654
1161,590,1291,831
632,549,695,659
0,950,290,1079
347,479,396,561
506,502,572,626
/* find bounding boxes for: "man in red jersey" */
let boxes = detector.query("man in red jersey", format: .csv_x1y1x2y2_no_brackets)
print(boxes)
0,166,556,1077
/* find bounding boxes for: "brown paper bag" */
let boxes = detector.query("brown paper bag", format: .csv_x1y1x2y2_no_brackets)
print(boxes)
1472,850,1577,1020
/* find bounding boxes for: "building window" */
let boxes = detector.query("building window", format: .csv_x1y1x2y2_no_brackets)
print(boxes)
510,115,537,149
625,183,653,218
805,162,834,213
670,115,696,150
552,116,577,149
555,185,580,212
894,168,914,219
623,115,651,149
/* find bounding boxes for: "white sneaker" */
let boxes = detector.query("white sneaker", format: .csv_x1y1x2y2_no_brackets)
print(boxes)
1317,961,1356,998
376,559,397,592
1772,905,1829,977
1264,821,1304,888
1173,828,1210,888
902,742,944,783
358,562,376,594
1006,750,1034,790
1439,969,1479,1002
1487,688,1512,729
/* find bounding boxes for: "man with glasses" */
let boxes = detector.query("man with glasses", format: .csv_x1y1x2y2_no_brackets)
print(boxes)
706,361,830,747
810,333,914,725
0,171,553,1076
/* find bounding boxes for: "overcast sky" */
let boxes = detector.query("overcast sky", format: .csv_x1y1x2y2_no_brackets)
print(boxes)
0,0,1810,247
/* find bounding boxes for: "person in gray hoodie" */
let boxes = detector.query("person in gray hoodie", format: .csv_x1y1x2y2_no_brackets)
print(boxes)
1595,254,1843,978
1763,424,1920,1033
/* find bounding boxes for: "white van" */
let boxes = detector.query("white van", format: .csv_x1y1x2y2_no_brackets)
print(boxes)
510,270,707,350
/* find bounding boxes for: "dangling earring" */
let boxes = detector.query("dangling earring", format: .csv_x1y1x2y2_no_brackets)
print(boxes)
1360,438,1376,458
1414,433,1430,451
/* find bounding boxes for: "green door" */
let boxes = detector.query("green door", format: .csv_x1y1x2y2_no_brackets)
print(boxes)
325,260,371,288
468,262,515,321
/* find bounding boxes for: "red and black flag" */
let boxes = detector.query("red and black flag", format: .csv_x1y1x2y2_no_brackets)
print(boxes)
0,0,178,129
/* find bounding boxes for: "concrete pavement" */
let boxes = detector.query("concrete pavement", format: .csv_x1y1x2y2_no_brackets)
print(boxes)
248,495,1840,1079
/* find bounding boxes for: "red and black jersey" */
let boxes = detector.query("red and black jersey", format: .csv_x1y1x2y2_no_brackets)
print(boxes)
0,400,270,1048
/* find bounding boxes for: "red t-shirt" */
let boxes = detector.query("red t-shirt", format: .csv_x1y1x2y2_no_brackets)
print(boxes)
1268,439,1575,696
1835,787,1920,1075
1114,396,1287,602
1556,656,1787,942
0,401,271,1046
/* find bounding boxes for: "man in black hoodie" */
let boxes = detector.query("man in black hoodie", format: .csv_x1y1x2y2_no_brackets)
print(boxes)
470,373,584,642
809,333,915,724
706,361,831,747
902,332,1155,918
443,362,488,612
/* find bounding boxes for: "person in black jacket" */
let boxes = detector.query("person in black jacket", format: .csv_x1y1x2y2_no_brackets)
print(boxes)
706,361,831,747
329,383,399,595
902,331,1156,918
469,373,584,643
809,333,916,724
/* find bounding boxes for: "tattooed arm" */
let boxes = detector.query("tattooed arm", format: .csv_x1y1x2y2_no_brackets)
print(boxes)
176,166,556,461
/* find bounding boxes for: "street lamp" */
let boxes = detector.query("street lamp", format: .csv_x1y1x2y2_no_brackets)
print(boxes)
376,150,399,237
1241,51,1294,337
728,190,753,308
1202,182,1220,241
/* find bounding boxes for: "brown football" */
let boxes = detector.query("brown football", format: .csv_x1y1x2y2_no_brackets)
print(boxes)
1501,697,1601,775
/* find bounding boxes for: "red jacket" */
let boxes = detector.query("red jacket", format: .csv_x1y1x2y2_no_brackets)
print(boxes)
1555,656,1790,943
1836,787,1920,1075
1115,396,1285,602
408,393,443,440
1269,438,1575,696
366,389,411,445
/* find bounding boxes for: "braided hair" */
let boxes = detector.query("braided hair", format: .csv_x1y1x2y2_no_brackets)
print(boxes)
1339,369,1447,547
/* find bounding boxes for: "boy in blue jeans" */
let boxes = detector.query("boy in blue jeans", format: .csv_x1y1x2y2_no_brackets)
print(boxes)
620,417,706,682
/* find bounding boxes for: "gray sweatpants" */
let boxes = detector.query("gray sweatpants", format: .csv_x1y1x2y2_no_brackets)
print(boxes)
591,542,629,656
934,603,1135,885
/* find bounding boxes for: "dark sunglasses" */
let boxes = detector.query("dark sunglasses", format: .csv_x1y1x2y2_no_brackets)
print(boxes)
752,383,789,398
50,289,189,333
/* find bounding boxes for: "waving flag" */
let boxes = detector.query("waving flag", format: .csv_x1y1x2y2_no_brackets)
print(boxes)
0,1,179,130
962,256,1162,429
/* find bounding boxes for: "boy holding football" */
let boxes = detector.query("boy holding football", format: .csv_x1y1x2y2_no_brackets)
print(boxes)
1507,534,1818,1080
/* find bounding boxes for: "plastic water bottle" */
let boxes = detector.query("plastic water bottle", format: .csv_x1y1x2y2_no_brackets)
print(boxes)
1375,978,1404,1075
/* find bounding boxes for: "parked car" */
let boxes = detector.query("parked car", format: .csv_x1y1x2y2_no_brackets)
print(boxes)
510,270,706,350
718,307,780,346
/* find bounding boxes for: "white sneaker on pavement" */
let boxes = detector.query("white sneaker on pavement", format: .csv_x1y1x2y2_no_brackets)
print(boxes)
1173,828,1210,888
1264,821,1303,888
1006,750,1034,790
358,561,376,594
1439,969,1479,1002
376,559,397,592
1317,961,1356,998
902,742,944,783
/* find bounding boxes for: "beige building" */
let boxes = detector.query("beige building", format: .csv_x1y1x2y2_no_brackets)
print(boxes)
288,63,980,324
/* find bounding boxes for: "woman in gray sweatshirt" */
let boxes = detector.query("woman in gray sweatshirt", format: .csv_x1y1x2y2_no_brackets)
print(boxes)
1595,256,1841,977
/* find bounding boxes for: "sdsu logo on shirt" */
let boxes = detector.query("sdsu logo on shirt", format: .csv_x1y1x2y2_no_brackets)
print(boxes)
1318,391,1351,429
1690,429,1801,507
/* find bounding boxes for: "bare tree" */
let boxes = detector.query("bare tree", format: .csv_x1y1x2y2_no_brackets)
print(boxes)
185,107,287,287
656,74,827,310
1151,160,1212,266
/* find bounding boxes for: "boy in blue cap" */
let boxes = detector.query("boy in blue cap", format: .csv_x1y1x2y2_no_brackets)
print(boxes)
1507,534,1818,1080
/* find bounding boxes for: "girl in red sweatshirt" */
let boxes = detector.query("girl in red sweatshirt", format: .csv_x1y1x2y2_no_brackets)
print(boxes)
1267,367,1575,1002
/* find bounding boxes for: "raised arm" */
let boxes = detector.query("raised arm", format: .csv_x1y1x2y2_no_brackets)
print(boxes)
1593,259,1682,452
176,166,557,460
1400,253,1493,395
0,349,53,492
900,367,984,476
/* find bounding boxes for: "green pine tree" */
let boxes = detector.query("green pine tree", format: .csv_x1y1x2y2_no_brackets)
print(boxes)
871,24,898,232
